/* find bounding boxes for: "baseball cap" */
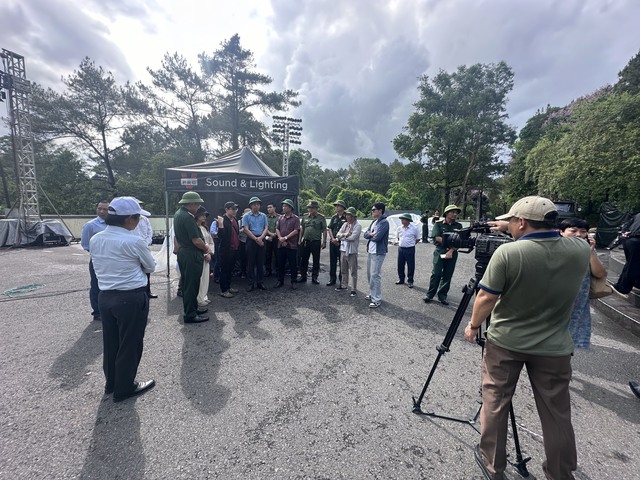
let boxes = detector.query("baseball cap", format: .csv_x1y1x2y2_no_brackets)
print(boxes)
108,197,150,216
224,201,238,209
495,196,557,221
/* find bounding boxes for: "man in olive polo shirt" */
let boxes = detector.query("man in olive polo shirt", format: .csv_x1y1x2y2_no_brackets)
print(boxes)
174,191,211,323
424,204,462,305
298,200,327,284
326,200,347,286
464,196,590,480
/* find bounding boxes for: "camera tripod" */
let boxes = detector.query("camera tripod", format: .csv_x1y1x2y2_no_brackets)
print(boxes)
411,270,531,478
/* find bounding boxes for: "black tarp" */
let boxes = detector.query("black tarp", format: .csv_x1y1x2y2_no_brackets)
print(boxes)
0,219,72,247
595,202,632,247
165,147,300,214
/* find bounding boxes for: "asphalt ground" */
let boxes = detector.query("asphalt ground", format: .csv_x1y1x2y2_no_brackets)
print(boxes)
0,241,638,480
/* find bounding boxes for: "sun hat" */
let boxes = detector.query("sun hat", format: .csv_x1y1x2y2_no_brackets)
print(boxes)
333,200,346,208
399,213,413,221
281,199,295,209
178,191,205,204
249,196,261,205
443,204,461,215
108,196,150,216
345,207,357,216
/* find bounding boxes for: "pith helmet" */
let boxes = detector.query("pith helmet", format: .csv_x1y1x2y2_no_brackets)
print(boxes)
281,199,295,209
399,213,413,221
443,204,461,215
248,196,261,205
178,191,204,204
333,200,346,208
345,207,357,217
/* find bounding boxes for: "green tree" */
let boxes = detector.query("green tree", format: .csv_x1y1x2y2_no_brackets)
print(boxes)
31,58,136,192
394,62,516,209
347,157,391,195
199,34,300,151
615,49,640,95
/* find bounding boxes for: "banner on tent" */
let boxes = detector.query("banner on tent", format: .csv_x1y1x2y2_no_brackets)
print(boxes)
165,173,299,195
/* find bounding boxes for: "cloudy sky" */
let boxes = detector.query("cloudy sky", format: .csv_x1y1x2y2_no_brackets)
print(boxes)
2,0,639,169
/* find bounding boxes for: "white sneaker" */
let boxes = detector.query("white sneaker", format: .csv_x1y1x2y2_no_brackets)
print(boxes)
365,295,371,300
369,301,381,308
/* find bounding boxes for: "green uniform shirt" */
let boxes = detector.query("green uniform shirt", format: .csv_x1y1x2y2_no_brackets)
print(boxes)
267,214,279,234
479,233,590,356
174,207,204,249
431,219,463,252
328,214,347,238
301,213,327,241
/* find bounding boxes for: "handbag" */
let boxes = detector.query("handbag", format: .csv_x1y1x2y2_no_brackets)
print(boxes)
589,274,613,299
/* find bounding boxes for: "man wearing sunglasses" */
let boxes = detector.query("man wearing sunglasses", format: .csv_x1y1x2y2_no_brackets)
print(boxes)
363,202,389,308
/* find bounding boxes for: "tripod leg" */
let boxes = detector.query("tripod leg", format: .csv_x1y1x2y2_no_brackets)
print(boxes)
508,403,531,477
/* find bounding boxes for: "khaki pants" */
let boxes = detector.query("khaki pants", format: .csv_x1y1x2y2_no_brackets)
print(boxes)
340,252,358,290
480,341,576,480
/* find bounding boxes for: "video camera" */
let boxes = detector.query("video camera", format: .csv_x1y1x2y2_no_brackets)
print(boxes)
442,222,513,265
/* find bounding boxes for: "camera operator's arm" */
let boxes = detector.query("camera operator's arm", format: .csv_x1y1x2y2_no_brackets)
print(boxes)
464,289,499,343
488,220,510,233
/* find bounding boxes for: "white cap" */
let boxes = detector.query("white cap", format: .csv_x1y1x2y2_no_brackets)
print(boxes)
108,197,151,216
495,196,556,221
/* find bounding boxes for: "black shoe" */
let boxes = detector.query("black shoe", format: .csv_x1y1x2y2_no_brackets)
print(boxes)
423,297,432,304
185,315,209,323
104,386,113,395
93,315,101,322
149,293,158,299
395,280,405,285
113,380,156,403
257,283,267,291
297,277,307,283
439,298,449,306
275,281,284,288
176,289,182,297
630,381,640,399
246,285,255,292
408,282,414,288
196,307,208,314
290,283,297,290
326,281,336,286
473,444,494,480
312,278,320,285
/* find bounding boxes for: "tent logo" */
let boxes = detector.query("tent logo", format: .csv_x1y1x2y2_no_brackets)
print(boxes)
181,174,198,189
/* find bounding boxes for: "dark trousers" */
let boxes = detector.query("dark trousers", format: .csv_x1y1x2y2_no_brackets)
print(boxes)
397,246,416,283
146,272,152,295
422,224,429,242
99,288,149,397
211,237,221,281
246,240,265,287
220,249,237,293
328,242,342,284
615,236,640,294
238,242,247,276
299,240,321,279
426,250,458,301
177,248,203,321
89,259,100,317
265,238,279,275
278,247,298,284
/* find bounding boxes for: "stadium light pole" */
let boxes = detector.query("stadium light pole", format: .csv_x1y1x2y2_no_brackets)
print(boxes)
272,116,302,176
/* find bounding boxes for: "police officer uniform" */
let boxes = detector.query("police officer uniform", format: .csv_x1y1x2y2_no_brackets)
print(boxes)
425,204,462,304
298,200,327,284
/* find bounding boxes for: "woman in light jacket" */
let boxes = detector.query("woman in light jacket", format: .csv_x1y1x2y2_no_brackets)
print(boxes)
335,207,362,297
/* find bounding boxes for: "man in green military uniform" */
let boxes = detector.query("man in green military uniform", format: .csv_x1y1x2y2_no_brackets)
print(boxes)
326,200,347,286
298,200,327,284
174,191,211,323
424,204,462,305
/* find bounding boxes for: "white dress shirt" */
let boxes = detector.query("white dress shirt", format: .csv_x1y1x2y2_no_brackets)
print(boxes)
133,215,154,245
90,226,156,290
397,224,420,248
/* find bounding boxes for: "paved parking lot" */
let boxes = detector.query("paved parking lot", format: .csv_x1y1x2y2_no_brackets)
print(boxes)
0,242,638,479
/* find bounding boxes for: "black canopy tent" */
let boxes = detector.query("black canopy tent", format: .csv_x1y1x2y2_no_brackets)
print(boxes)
163,147,300,275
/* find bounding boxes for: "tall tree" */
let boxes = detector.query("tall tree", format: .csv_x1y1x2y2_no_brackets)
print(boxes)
31,58,135,192
347,157,391,195
199,34,300,151
615,49,640,95
394,62,516,209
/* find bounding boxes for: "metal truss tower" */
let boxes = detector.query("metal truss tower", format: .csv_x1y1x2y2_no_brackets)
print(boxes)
1,49,40,220
272,116,302,176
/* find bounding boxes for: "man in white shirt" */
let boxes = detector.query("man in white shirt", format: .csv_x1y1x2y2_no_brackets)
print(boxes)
395,213,420,288
133,203,157,298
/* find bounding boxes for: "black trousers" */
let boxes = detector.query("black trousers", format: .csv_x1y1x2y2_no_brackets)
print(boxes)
177,248,203,321
615,236,640,294
220,248,238,293
89,259,100,317
328,242,342,284
99,288,149,397
397,246,416,283
278,247,298,284
299,240,321,279
265,238,279,275
246,240,265,287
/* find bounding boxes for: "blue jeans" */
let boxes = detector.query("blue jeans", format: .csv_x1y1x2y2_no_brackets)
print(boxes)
367,253,386,303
